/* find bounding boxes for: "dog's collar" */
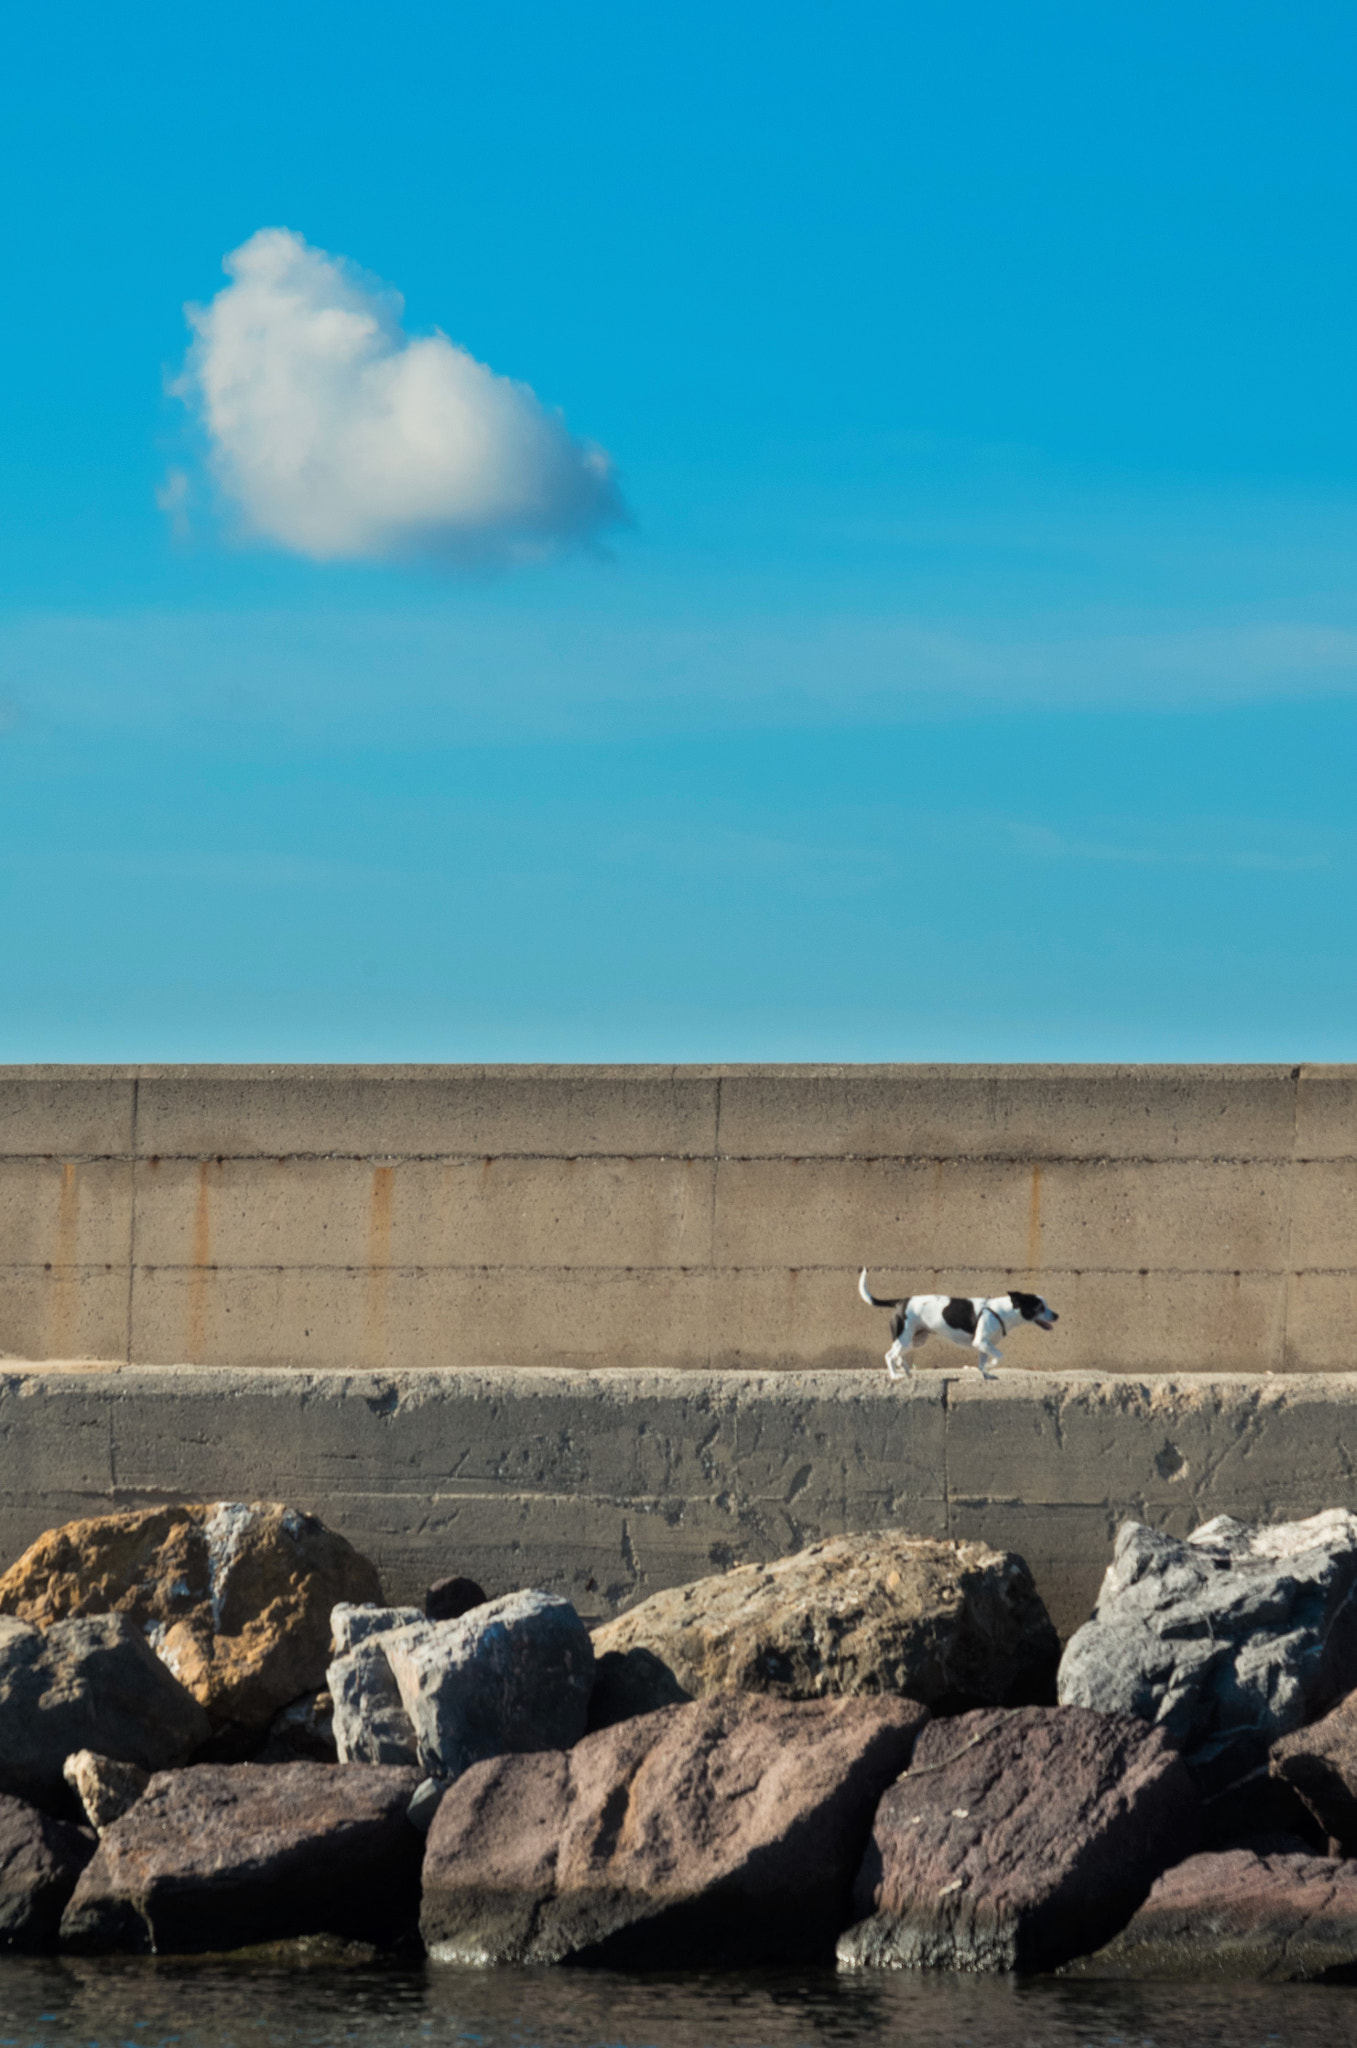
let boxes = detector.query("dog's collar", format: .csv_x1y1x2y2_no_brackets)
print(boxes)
986,1303,1010,1336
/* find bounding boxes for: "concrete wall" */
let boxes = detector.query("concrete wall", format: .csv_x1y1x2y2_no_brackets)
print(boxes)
3,1363,1354,1640
2,1062,1356,1375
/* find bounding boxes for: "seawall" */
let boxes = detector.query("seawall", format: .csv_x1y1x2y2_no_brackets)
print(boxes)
4,1061,1357,1375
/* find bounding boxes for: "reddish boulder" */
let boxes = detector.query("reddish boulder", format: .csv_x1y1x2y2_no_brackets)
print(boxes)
1271,1691,1357,1848
421,1691,928,1966
61,1761,421,1953
0,1792,93,1950
837,1705,1200,1973
1073,1847,1357,1980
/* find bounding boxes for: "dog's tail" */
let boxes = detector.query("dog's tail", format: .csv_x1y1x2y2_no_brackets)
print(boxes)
859,1267,905,1309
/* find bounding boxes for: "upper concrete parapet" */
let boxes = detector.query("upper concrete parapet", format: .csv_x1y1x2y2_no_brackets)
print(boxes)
1,1064,1354,1375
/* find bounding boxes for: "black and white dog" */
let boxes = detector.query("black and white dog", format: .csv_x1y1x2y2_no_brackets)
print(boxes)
858,1269,1058,1381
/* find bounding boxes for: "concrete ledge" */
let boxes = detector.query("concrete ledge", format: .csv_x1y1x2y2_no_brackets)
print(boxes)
5,1364,1357,1640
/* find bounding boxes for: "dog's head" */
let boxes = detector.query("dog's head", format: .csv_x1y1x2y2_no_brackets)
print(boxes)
1008,1290,1058,1331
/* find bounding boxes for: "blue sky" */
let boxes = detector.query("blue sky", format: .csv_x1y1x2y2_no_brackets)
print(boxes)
2,1,1355,1058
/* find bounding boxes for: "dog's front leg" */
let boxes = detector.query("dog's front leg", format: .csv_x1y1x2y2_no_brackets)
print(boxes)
972,1337,1000,1379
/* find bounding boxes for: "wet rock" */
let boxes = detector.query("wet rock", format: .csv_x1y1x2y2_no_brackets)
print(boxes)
255,1690,337,1765
590,1533,1057,1711
384,1590,593,1780
0,1791,94,1949
331,1603,424,1655
61,1761,422,1953
837,1705,1200,1974
62,1752,149,1835
1058,1512,1357,1794
0,1503,381,1732
425,1577,487,1622
587,1647,693,1731
1271,1689,1357,1849
421,1691,929,1966
1070,1847,1357,1980
0,1614,208,1804
329,1630,424,1768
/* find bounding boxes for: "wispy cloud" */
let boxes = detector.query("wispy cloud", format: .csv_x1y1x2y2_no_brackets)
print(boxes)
168,228,624,565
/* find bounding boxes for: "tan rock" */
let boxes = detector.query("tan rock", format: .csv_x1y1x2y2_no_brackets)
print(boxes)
0,1503,381,1731
63,1751,149,1835
591,1532,1057,1711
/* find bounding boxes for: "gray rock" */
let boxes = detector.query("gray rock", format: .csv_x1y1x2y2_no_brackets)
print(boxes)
405,1776,447,1834
330,1603,424,1655
62,1752,149,1835
328,1627,427,1768
0,1791,94,1949
61,1761,421,1953
1058,1511,1357,1792
0,1615,208,1804
836,1706,1200,1973
385,1590,593,1780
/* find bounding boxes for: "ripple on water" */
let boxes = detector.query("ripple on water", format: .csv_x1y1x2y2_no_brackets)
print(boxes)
3,1956,1357,2048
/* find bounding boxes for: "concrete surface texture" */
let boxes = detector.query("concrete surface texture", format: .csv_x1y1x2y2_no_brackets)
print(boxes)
1,1062,1355,1374
2,1363,1353,1640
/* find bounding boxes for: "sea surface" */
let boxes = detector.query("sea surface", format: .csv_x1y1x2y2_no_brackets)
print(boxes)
4,1957,1357,2048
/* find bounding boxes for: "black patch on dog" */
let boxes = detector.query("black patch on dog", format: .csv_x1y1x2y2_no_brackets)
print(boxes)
941,1297,977,1335
1009,1290,1051,1323
889,1310,905,1341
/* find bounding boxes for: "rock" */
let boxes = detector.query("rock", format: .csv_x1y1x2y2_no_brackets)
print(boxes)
0,1614,208,1804
426,1577,487,1622
590,1533,1057,1711
1071,1848,1357,1980
588,1647,692,1731
1058,1512,1357,1794
0,1791,94,1949
406,1776,447,1834
1271,1690,1357,1849
61,1761,422,1953
0,1503,381,1732
328,1628,427,1768
62,1752,149,1835
421,1692,929,1966
384,1590,594,1779
331,1603,424,1655
1201,1766,1327,1855
836,1705,1200,1974
255,1690,337,1765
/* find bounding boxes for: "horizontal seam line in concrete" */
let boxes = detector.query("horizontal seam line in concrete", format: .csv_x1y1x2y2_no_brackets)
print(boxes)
10,1260,1348,1276
4,1151,1356,1166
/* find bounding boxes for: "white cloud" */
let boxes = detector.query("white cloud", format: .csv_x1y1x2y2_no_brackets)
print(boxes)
170,228,624,563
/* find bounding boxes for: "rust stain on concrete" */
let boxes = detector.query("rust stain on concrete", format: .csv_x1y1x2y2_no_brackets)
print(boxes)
1027,1163,1043,1278
185,1161,213,1362
47,1163,80,1358
366,1166,395,1366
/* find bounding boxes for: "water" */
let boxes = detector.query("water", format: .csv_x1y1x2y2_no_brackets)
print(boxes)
3,1958,1357,2048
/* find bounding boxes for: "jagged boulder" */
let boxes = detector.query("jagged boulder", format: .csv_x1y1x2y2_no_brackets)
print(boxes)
61,1762,422,1953
837,1706,1200,1973
421,1692,929,1966
0,1503,381,1732
0,1792,94,1949
1071,1847,1357,1981
0,1615,207,1804
1058,1512,1357,1793
1271,1689,1357,1848
329,1615,427,1769
591,1533,1057,1711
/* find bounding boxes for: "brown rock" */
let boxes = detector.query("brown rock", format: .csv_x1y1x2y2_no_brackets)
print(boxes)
0,1503,381,1731
1072,1848,1357,1980
1272,1690,1357,1849
61,1760,422,1953
62,1751,149,1834
837,1705,1201,1973
0,1792,93,1950
425,1577,487,1622
420,1691,928,1966
591,1533,1057,1711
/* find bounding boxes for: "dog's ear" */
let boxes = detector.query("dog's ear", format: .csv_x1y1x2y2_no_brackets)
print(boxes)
1009,1290,1040,1319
